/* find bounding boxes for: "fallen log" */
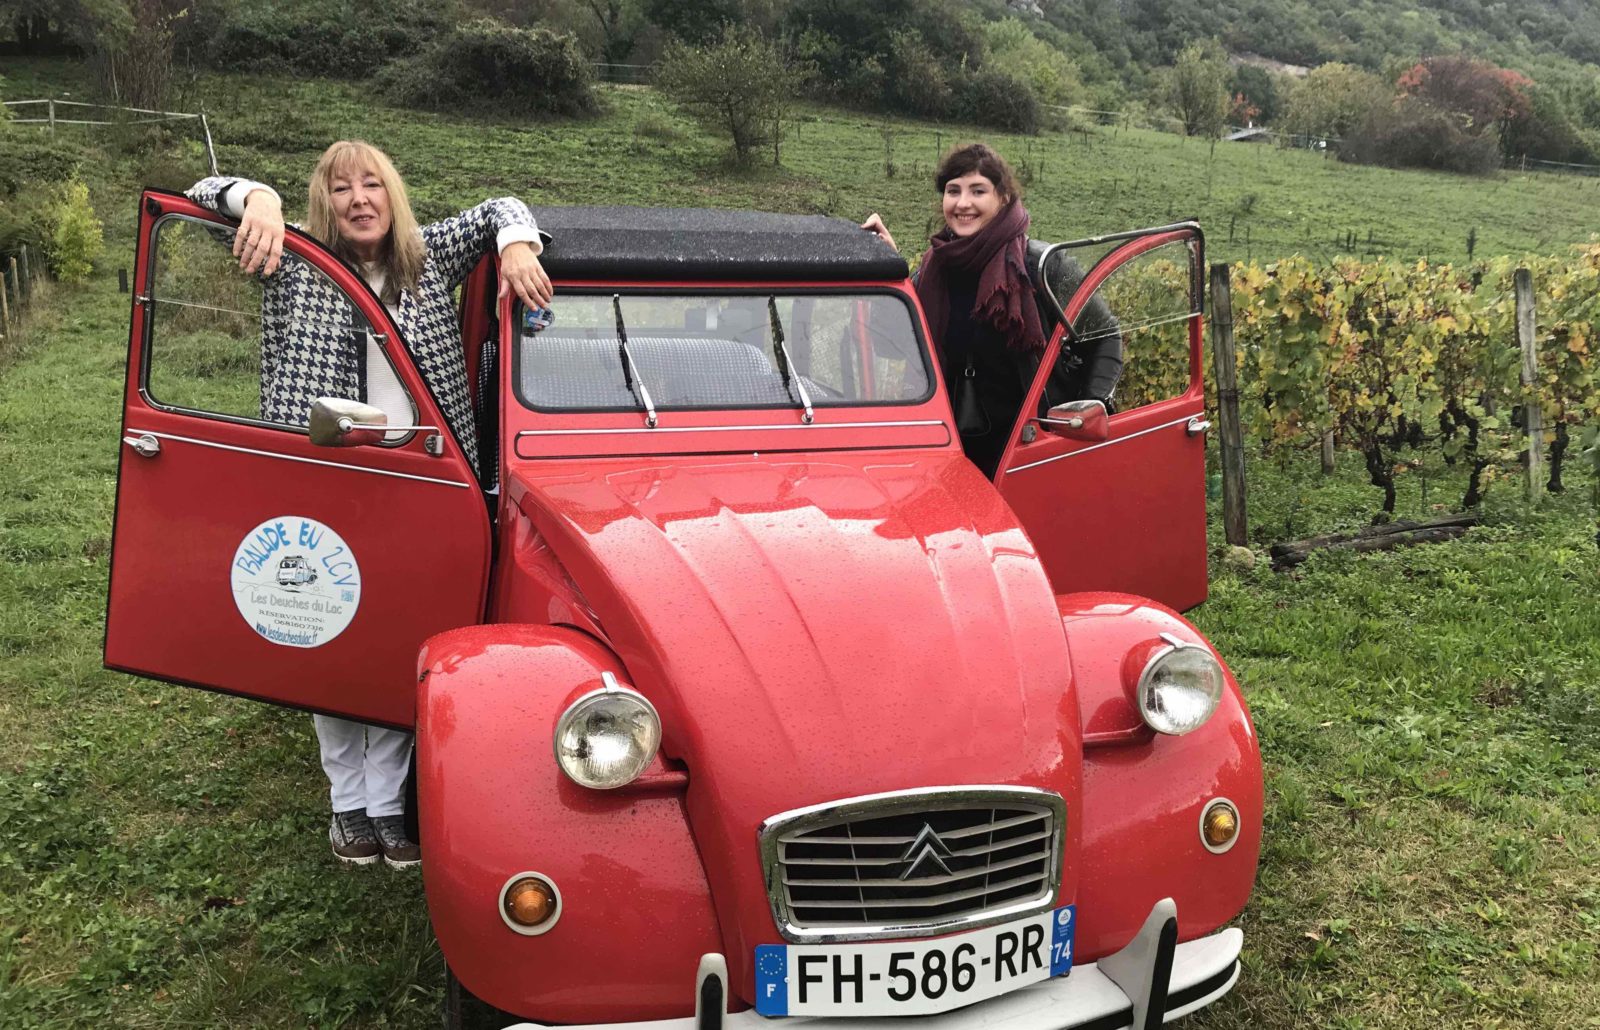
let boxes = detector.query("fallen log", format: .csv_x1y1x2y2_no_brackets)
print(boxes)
1270,513,1481,569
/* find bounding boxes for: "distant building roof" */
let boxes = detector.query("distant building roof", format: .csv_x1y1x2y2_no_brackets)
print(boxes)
1225,127,1273,143
532,206,909,282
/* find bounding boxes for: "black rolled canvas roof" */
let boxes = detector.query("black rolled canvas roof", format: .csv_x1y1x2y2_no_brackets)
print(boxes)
531,206,910,282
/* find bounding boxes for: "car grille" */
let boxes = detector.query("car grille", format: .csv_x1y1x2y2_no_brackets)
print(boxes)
760,787,1065,943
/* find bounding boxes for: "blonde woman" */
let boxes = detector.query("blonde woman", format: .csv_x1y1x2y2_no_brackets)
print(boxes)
187,140,551,868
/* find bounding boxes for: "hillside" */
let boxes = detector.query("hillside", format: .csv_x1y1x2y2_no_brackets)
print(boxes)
4,57,1596,271
1045,0,1600,80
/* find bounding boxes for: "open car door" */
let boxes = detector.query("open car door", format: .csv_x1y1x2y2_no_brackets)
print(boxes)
104,190,492,728
994,223,1210,611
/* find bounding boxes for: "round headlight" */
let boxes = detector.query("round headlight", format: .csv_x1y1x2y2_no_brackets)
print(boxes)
554,672,662,789
1136,633,1224,736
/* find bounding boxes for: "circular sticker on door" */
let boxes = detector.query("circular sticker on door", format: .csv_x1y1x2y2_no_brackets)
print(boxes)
230,516,361,648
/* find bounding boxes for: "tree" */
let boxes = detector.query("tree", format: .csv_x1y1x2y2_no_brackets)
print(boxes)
644,0,739,44
1282,62,1390,142
583,0,636,64
1167,40,1229,137
1229,63,1281,123
984,17,1083,109
656,26,811,166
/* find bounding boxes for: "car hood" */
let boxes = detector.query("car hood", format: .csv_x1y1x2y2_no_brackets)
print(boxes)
509,452,1080,978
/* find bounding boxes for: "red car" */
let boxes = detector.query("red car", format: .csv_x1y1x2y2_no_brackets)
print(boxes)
107,191,1261,1029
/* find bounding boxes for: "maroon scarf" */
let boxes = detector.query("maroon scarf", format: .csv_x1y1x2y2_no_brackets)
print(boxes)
914,200,1045,354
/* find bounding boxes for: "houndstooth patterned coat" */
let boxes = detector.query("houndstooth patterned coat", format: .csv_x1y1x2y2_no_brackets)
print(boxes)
188,177,543,477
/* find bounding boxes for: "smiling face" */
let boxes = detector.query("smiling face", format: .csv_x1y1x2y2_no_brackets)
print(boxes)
941,172,1007,238
328,166,392,262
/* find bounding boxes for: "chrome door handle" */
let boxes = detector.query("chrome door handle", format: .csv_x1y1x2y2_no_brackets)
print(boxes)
123,433,161,457
1186,418,1212,436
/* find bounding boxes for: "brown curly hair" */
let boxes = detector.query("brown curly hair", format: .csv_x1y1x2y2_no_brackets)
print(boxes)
934,143,1022,202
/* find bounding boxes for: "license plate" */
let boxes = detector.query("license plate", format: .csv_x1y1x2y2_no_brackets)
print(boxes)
754,905,1074,1017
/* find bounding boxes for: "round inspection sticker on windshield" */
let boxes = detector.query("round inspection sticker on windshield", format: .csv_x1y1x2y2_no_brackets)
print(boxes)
230,516,361,648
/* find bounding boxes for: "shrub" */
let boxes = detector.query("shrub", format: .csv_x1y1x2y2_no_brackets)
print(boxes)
47,181,105,283
955,69,1039,134
377,19,598,118
656,26,811,165
0,132,84,197
1343,98,1504,175
883,28,953,119
205,0,447,79
984,18,1083,109
0,183,56,259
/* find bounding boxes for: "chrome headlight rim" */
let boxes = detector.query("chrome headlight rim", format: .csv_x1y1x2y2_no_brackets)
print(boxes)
1135,632,1224,736
553,671,662,790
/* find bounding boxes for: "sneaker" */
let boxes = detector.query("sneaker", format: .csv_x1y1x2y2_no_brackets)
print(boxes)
373,815,421,869
329,809,380,866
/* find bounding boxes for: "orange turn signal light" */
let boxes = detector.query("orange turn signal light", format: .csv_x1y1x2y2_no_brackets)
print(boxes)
1202,800,1240,852
504,877,558,928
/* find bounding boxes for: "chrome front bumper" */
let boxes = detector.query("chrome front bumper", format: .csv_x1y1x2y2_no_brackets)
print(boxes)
504,899,1241,1030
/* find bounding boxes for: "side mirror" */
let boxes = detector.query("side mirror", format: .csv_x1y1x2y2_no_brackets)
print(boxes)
308,398,389,447
1039,399,1110,442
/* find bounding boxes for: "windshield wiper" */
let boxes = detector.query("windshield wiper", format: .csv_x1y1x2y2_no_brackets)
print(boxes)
612,294,657,428
767,296,814,424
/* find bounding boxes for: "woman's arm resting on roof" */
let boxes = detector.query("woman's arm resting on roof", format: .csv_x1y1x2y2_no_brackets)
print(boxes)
422,197,547,290
860,213,899,254
497,240,553,309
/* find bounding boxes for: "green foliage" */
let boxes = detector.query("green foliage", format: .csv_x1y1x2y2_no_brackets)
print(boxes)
955,69,1039,135
644,0,740,44
0,131,83,196
1282,62,1389,141
1230,64,1282,124
203,0,452,79
1343,96,1506,175
984,17,1083,109
1167,40,1230,138
46,180,103,282
376,18,599,119
656,25,809,165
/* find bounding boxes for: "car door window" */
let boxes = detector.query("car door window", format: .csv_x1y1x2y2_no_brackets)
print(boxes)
1042,237,1200,412
144,215,418,438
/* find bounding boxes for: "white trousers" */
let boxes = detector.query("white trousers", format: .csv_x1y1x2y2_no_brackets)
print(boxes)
313,715,413,818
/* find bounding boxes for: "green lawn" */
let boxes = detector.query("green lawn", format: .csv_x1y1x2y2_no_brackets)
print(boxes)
2,57,1597,1028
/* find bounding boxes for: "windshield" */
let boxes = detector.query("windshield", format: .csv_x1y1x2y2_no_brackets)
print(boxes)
514,292,932,413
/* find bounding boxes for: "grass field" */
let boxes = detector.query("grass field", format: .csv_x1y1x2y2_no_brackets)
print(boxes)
2,57,1598,1028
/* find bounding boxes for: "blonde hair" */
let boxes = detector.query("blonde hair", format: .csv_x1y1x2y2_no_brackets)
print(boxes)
305,140,423,304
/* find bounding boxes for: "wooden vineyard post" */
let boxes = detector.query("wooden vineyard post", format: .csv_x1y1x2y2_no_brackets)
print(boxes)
1321,430,1336,473
19,246,30,298
0,262,10,338
1209,263,1248,546
1515,268,1544,504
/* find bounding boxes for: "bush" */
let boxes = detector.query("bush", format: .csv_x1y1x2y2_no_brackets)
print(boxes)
955,69,1040,134
205,0,448,79
656,26,810,165
376,19,598,118
0,129,85,197
1343,98,1504,175
47,181,105,283
0,183,56,259
984,18,1083,109
883,29,953,119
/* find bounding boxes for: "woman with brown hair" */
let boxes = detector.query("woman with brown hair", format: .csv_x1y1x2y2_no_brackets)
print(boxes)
863,142,1121,476
187,140,551,869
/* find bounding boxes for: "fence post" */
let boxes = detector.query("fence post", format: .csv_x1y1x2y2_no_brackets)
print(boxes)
0,263,10,337
199,111,219,176
1209,263,1249,546
1321,430,1336,473
1514,267,1544,504
19,246,30,298
47,99,56,134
